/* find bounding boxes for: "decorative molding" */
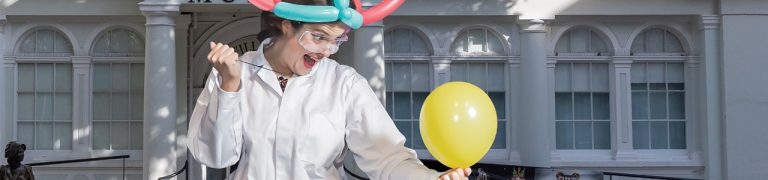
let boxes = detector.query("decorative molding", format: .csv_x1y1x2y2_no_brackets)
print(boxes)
139,2,180,26
519,19,548,33
700,15,721,30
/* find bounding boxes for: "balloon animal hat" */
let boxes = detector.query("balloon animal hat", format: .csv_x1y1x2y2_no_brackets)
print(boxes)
248,0,404,29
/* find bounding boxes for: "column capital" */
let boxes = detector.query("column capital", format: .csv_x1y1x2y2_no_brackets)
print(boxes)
700,15,721,30
518,19,548,33
139,2,180,16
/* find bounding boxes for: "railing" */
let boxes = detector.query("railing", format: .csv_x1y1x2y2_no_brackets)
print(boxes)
604,171,702,180
158,160,188,180
27,155,130,179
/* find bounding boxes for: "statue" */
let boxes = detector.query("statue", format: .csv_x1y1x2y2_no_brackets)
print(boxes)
0,141,34,180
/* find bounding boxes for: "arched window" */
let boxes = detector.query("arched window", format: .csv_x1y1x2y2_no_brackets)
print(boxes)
631,28,685,55
450,28,505,56
92,28,144,57
556,28,611,56
91,28,145,150
384,28,430,56
630,27,687,150
553,28,613,149
15,29,74,150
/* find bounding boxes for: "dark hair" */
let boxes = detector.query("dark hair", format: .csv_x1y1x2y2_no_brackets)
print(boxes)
256,0,356,42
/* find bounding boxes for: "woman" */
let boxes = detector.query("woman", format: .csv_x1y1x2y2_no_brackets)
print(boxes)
187,0,471,179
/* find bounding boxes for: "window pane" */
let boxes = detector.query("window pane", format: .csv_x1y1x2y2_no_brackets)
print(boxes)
492,121,506,149
54,122,72,149
20,32,36,53
593,121,610,149
467,64,485,89
18,93,35,120
591,63,609,92
386,92,393,116
646,29,665,53
385,63,393,89
93,64,111,92
650,121,669,149
489,92,506,119
18,64,35,92
450,63,467,81
590,31,608,53
412,92,428,119
574,121,593,149
467,29,486,52
112,64,130,91
556,121,574,149
570,29,589,52
631,33,645,53
36,93,54,120
667,63,684,83
93,122,110,149
669,121,686,149
411,64,430,91
649,83,666,90
394,121,412,148
631,63,646,83
111,29,131,52
572,64,590,91
632,92,648,119
112,94,129,120
393,30,410,53
93,93,110,120
130,93,144,121
94,32,111,53
631,83,647,90
36,122,54,149
111,122,130,149
664,32,684,53
393,92,411,119
18,122,35,148
487,64,505,91
451,33,468,53
36,64,54,92
54,64,72,92
592,93,610,120
649,92,668,119
573,93,591,120
130,64,144,91
668,83,684,90
413,121,426,149
633,121,650,149
53,31,72,53
392,64,411,91
555,64,572,92
131,122,143,149
647,63,665,83
54,94,72,120
555,34,570,53
411,34,428,54
555,93,573,120
669,92,685,119
36,30,55,53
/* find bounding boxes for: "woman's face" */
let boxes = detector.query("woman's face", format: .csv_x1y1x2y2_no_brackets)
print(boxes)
280,22,349,76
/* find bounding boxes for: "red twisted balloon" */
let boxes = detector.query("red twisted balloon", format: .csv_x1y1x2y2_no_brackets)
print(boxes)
250,0,404,26
354,0,405,25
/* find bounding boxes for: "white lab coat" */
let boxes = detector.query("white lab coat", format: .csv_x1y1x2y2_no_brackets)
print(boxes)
187,39,441,180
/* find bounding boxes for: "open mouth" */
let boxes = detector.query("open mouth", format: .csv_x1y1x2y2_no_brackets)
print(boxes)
303,54,318,69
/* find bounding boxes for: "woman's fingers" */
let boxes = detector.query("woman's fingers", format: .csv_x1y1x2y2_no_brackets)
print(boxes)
438,168,471,180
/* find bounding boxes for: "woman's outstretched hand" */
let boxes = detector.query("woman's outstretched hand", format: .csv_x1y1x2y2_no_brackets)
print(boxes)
208,41,241,92
438,167,471,180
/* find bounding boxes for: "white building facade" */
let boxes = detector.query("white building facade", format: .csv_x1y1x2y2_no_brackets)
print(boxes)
1,0,767,179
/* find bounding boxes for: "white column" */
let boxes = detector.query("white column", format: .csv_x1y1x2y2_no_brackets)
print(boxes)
699,15,723,180
517,19,551,167
174,14,191,180
609,57,636,160
71,56,92,155
0,17,8,145
432,56,451,86
352,21,386,103
139,2,179,180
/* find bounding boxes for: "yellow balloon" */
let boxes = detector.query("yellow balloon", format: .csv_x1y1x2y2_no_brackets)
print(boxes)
420,81,497,168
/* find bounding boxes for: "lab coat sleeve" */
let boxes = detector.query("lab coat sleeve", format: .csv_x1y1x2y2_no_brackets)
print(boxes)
187,68,244,168
344,74,443,180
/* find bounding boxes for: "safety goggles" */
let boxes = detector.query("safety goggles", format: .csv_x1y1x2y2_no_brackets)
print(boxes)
297,30,348,54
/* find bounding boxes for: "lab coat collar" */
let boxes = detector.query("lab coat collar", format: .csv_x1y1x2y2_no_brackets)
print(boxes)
253,38,319,96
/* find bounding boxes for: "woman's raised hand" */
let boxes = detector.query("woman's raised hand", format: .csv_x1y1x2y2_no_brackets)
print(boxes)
208,41,241,92
438,167,471,180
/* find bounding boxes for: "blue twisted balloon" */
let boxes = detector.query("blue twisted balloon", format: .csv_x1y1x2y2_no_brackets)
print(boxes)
272,0,363,29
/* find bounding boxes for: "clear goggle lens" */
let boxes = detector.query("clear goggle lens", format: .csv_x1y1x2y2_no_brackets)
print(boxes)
298,31,347,54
